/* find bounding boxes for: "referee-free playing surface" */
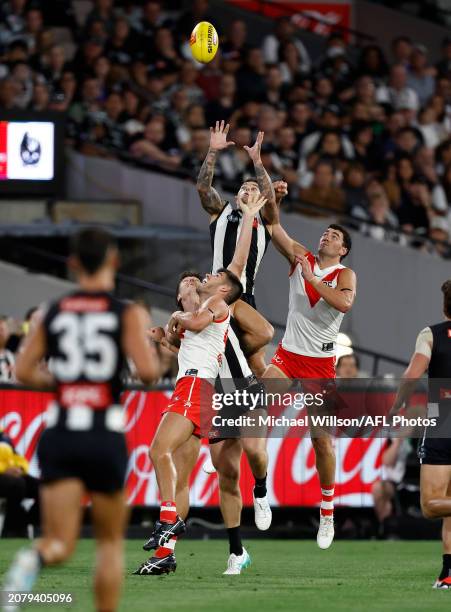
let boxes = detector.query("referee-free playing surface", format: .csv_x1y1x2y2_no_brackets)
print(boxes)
1,539,450,611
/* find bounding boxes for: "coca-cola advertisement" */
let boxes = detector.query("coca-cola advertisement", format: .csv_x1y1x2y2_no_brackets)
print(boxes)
227,1,353,41
0,388,388,508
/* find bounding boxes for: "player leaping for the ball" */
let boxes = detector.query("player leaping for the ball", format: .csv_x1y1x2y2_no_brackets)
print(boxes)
263,202,357,550
133,194,267,576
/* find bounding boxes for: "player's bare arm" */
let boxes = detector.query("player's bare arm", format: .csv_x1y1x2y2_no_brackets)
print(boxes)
300,260,356,313
171,295,228,333
15,322,55,390
390,328,432,415
196,120,234,220
122,303,161,384
148,326,180,354
244,131,276,224
227,193,267,279
271,222,308,263
232,298,274,356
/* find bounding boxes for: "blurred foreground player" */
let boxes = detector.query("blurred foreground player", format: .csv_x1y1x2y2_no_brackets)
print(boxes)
391,280,451,589
134,195,266,576
2,229,160,612
263,210,356,550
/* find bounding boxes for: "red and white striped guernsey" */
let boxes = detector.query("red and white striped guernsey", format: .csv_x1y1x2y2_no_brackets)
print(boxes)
282,252,346,358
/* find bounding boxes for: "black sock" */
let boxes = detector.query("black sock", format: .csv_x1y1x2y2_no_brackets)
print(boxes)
439,554,451,580
253,474,267,498
227,526,243,556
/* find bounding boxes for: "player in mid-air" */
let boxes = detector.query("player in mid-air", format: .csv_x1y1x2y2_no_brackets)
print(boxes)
2,228,161,611
390,280,451,589
197,122,288,527
134,194,267,576
263,204,357,550
197,120,278,376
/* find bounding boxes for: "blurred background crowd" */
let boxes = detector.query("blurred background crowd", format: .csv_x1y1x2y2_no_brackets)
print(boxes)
1,0,451,257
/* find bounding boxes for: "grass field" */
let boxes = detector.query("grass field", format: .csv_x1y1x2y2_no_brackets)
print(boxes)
1,539,450,612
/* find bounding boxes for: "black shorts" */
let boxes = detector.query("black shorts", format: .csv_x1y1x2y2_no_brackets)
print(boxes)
38,428,128,493
240,293,256,310
418,433,451,465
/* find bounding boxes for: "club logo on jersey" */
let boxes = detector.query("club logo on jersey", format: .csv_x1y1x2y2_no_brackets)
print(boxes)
185,369,198,376
322,342,334,352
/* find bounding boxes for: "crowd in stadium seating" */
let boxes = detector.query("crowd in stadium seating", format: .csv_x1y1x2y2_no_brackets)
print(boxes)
1,0,451,256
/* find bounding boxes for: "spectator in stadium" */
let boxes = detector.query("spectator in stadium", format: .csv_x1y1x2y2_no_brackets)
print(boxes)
299,158,346,215
424,216,451,258
129,115,181,170
236,47,266,105
40,44,67,87
279,40,310,84
288,101,314,150
177,0,211,41
30,80,50,111
376,64,419,113
436,36,451,78
441,162,451,202
205,73,237,125
407,44,435,108
417,106,448,149
357,189,400,242
356,45,389,82
397,175,434,235
180,127,210,178
175,103,207,150
336,353,360,378
272,125,300,191
104,16,137,67
262,16,310,71
372,437,412,539
263,64,285,109
391,35,413,67
0,317,14,383
215,123,252,186
173,60,205,105
84,0,115,37
139,0,172,42
343,163,369,214
0,428,40,537
22,7,44,54
221,18,248,66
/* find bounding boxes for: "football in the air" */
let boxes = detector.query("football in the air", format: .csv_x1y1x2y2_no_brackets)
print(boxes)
190,21,218,63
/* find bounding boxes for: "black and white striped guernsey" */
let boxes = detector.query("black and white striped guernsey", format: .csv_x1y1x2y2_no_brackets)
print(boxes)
210,203,271,297
217,317,254,393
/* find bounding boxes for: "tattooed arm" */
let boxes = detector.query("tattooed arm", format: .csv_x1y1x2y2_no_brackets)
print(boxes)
196,120,235,220
244,131,276,224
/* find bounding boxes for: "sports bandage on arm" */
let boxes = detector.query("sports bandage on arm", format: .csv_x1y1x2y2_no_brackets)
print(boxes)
415,327,433,359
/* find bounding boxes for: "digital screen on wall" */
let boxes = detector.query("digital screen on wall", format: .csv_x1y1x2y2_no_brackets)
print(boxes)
0,111,65,196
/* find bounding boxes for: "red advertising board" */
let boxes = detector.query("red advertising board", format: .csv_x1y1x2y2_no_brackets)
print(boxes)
0,389,389,508
227,1,352,41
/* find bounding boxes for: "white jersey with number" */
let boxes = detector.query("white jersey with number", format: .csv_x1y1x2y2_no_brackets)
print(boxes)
176,309,230,382
282,252,346,358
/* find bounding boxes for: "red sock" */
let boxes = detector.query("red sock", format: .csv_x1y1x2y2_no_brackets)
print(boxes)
160,501,177,523
155,537,177,558
320,483,334,517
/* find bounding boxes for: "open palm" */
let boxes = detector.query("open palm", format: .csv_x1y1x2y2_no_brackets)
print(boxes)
209,120,235,151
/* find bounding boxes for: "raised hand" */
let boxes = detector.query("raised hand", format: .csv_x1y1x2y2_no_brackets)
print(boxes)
273,180,288,200
209,120,235,151
241,193,267,217
244,131,264,163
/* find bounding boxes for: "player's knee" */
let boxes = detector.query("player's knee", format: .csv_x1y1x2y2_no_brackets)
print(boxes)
312,436,333,458
149,442,168,465
421,497,441,520
43,539,73,564
217,465,240,491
